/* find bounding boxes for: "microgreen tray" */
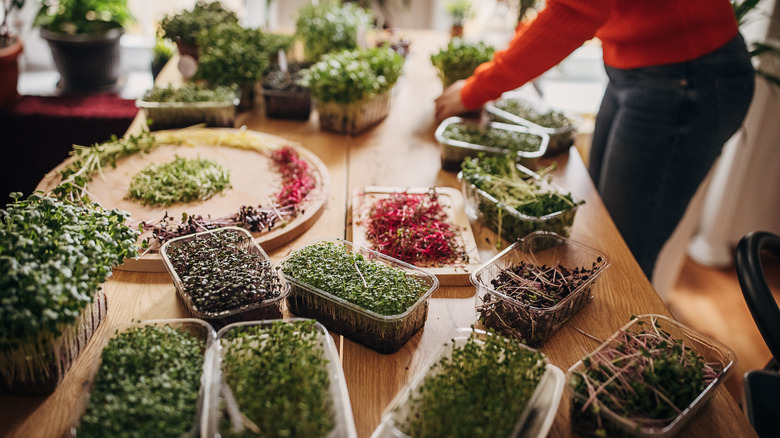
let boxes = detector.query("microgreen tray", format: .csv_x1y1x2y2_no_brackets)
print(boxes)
279,238,439,354
471,231,609,347
70,318,217,438
136,98,238,131
210,319,357,438
160,227,289,329
484,94,576,156
457,165,581,243
567,314,736,437
371,328,564,438
315,90,392,135
435,116,549,172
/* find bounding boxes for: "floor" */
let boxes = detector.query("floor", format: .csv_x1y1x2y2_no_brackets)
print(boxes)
666,254,780,405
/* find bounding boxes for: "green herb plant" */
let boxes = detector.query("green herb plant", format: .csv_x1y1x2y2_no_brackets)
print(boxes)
570,316,723,437
442,122,544,153
430,38,494,87
398,329,546,437
164,229,286,325
301,47,404,105
159,1,238,47
295,0,372,62
35,0,134,34
460,154,581,244
77,324,205,437
219,320,334,437
0,192,138,391
127,156,231,206
445,0,473,27
280,240,434,353
142,83,236,103
193,22,269,89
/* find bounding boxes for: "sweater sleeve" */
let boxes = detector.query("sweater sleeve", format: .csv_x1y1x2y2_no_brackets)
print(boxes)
460,0,615,110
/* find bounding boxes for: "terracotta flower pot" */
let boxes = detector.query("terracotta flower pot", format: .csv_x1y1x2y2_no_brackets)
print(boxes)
0,37,23,108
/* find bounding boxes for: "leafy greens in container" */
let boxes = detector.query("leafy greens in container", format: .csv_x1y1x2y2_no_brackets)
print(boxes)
295,1,372,62
430,38,494,87
279,239,438,353
0,192,138,394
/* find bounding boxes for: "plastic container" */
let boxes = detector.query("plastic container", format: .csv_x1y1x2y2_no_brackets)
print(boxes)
484,95,576,156
136,98,237,130
210,319,357,438
315,90,392,135
160,227,289,329
435,116,549,172
567,314,736,437
262,87,312,120
69,318,217,438
371,328,564,438
279,238,439,353
457,165,581,242
0,290,107,395
471,231,609,347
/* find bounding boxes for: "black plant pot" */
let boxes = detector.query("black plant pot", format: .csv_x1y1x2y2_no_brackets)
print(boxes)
40,26,124,93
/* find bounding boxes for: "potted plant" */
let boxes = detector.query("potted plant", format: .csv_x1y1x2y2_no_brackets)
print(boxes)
193,22,269,110
430,37,494,88
301,46,404,135
279,239,438,353
262,60,312,120
214,319,357,437
0,192,138,394
295,0,372,63
0,0,24,108
445,0,472,38
159,1,238,65
34,0,135,92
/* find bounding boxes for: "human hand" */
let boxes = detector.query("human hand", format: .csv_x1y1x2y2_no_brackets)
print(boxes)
434,80,469,122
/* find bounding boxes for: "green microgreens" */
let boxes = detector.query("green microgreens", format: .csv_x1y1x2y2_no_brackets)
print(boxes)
570,316,723,436
0,192,138,354
399,329,547,437
494,98,572,130
280,241,429,316
430,38,494,87
220,320,334,437
127,156,231,206
442,122,543,153
294,1,372,62
77,324,205,438
460,154,581,244
164,230,284,315
141,83,236,103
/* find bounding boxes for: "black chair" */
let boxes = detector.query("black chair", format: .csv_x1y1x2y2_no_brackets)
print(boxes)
735,231,780,438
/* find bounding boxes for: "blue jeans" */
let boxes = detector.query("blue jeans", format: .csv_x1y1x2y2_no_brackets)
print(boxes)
589,34,755,279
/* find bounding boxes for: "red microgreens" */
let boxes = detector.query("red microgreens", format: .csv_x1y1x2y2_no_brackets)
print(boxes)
362,190,467,266
271,146,316,209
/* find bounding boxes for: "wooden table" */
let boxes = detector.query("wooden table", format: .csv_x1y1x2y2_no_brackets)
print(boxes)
2,30,754,438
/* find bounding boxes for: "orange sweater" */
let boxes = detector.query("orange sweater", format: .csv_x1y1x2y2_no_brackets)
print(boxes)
460,0,740,109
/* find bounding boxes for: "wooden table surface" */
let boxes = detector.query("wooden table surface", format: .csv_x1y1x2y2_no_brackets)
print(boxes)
2,30,754,438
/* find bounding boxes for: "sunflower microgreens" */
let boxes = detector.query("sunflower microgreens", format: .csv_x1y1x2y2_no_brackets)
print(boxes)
399,329,546,437
77,324,205,437
570,316,723,436
361,190,467,266
219,320,334,437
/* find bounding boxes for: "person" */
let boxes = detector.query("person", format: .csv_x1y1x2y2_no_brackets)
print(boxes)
435,0,755,280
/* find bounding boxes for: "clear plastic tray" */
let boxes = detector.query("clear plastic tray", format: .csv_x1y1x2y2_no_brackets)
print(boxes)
471,231,609,347
371,328,564,438
279,238,439,353
210,319,357,438
457,164,581,243
69,318,217,438
484,95,576,156
136,98,237,131
315,90,392,135
160,227,289,329
434,116,549,172
567,314,736,437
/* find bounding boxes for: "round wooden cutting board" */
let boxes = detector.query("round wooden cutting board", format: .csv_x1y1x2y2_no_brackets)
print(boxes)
36,128,330,272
